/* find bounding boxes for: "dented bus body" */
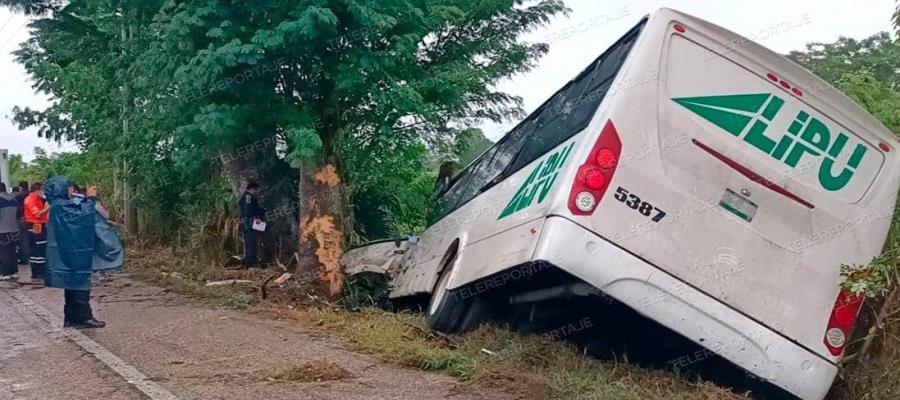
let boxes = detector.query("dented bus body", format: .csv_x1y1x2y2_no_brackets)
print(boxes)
342,9,900,399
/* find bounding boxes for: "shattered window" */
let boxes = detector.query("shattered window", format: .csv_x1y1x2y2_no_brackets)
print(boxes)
505,20,645,174
429,19,646,225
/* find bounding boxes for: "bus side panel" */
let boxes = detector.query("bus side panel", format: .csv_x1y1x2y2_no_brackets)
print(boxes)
391,19,647,299
390,139,582,298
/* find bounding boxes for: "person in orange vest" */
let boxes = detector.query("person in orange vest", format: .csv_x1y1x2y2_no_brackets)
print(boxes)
23,182,50,285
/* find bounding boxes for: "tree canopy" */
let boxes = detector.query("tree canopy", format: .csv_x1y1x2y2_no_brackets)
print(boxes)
2,0,567,293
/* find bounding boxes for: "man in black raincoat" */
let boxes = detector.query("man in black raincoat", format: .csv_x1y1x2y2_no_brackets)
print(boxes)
44,177,123,328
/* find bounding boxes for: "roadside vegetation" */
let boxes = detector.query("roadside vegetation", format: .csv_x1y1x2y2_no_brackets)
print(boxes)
124,245,749,400
300,307,751,400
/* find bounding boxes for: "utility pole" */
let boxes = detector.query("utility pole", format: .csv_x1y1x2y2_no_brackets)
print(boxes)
0,150,10,190
121,22,136,233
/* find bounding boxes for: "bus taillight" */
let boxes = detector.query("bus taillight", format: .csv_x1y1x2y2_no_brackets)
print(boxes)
568,120,622,215
823,289,864,356
595,148,618,169
583,168,607,190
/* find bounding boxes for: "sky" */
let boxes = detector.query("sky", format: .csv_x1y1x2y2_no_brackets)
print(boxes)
0,0,896,161
0,8,74,161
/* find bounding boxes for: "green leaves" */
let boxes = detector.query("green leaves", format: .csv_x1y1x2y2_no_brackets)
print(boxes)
286,127,324,167
5,0,567,241
837,73,900,133
894,1,899,36
297,5,339,39
841,252,899,298
787,33,900,93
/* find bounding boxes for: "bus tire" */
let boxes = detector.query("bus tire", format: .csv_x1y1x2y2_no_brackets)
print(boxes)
426,254,468,333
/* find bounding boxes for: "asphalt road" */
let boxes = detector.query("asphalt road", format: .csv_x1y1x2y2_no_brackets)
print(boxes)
0,283,145,400
0,265,516,400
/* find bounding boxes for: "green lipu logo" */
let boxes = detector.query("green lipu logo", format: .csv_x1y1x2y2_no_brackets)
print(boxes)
672,93,869,192
499,142,575,219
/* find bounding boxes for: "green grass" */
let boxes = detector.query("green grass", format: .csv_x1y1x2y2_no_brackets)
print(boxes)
125,246,750,399
294,307,751,400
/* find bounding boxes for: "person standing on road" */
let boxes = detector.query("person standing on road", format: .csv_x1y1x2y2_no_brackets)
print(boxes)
0,183,20,281
10,186,22,267
15,181,30,265
239,181,265,268
23,182,49,285
44,177,106,329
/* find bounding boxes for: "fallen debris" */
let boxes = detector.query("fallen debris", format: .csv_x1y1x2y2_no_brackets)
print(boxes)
274,273,293,285
224,255,243,268
205,279,255,287
266,361,353,383
162,272,186,280
260,272,282,300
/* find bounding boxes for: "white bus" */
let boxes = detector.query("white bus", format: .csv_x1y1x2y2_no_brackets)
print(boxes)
342,8,900,400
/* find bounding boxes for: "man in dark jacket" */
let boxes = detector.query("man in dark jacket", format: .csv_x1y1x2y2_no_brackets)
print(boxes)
239,181,265,268
44,177,105,329
0,183,19,280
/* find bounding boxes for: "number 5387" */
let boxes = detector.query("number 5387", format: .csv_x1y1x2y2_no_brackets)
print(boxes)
613,187,667,223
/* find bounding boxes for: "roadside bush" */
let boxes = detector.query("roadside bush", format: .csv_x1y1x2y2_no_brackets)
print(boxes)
338,272,392,311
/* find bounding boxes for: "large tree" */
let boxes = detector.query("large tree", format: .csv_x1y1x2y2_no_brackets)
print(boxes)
894,0,899,34
2,0,567,295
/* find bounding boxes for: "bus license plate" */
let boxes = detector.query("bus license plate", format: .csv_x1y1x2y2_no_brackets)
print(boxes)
719,189,757,222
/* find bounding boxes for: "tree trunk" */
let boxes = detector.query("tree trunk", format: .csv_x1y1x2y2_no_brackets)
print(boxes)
297,162,346,296
220,137,298,261
858,287,899,362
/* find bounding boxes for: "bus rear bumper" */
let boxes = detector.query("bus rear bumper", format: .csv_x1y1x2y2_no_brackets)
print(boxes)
534,215,837,400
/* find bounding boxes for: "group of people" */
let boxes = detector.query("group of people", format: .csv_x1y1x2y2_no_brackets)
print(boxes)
0,181,48,284
2,177,258,328
0,177,119,329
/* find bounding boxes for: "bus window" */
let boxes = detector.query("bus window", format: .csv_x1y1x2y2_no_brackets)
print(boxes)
427,21,645,225
471,129,530,195
432,171,472,223
430,145,500,223
449,145,502,210
505,22,644,175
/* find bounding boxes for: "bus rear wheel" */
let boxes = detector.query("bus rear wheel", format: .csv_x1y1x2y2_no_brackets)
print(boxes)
426,255,468,333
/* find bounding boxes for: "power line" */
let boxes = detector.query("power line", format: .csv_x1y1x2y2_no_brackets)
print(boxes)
0,21,28,52
0,13,15,33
